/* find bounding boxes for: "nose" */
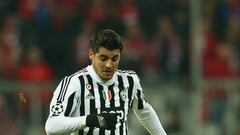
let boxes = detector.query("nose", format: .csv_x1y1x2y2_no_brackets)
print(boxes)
105,60,113,68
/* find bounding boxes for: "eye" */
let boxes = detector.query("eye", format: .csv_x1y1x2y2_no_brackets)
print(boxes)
111,56,119,62
99,56,108,61
100,58,107,61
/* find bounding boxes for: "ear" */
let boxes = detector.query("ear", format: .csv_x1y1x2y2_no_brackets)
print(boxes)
88,48,94,60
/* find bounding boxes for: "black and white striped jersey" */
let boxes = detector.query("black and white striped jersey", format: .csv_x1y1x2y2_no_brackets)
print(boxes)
48,65,148,135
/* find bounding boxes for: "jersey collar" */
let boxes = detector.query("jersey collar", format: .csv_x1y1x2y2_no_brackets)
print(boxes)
86,65,117,85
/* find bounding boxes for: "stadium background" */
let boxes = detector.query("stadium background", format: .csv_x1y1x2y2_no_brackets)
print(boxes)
0,0,240,134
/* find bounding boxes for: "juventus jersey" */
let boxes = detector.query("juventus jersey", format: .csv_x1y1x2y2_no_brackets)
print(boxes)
48,65,148,135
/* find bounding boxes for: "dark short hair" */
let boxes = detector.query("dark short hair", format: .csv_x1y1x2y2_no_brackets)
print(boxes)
90,29,123,53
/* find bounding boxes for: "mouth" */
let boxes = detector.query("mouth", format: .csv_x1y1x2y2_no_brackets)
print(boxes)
103,70,113,75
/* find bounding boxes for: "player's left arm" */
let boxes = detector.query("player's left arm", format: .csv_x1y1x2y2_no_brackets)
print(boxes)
132,75,167,135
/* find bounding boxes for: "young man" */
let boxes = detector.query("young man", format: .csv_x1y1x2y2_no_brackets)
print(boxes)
45,29,167,135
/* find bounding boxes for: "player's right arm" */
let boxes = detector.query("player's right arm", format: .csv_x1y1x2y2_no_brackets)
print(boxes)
45,75,118,135
45,76,87,135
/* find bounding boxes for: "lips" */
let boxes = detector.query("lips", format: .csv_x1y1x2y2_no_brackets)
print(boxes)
104,71,112,73
103,70,113,75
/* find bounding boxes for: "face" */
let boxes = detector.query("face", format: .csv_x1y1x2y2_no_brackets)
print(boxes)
89,47,121,80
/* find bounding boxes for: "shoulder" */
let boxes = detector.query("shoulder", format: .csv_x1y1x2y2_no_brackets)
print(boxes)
117,69,137,75
71,68,88,77
116,69,140,81
56,68,89,96
59,68,89,89
65,68,89,81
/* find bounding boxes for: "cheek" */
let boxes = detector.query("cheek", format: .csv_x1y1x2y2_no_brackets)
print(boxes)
113,61,119,67
95,61,104,68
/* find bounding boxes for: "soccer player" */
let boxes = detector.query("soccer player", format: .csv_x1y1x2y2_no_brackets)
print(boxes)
45,29,167,135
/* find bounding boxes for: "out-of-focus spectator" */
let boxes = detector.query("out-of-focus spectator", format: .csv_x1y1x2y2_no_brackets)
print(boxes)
121,23,147,76
97,3,125,35
116,0,139,26
202,0,217,18
200,13,239,135
57,0,79,14
18,0,39,18
0,94,19,135
173,9,189,39
165,101,181,134
17,46,53,82
51,0,80,30
201,18,238,124
215,0,240,37
75,22,94,69
203,41,238,78
151,17,183,77
84,0,107,24
224,15,240,45
16,46,53,122
201,17,219,65
0,16,21,79
224,15,240,63
201,88,228,124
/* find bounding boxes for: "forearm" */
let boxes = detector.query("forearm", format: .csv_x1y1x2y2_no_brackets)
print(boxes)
134,104,167,135
45,116,87,135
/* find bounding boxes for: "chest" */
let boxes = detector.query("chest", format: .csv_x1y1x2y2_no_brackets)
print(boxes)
79,82,134,115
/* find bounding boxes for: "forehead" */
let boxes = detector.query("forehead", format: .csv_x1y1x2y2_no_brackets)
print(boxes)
96,47,121,56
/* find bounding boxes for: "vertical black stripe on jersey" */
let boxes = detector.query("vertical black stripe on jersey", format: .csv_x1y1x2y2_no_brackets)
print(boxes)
61,75,74,101
56,76,74,102
79,75,85,116
64,92,75,116
97,83,105,110
86,75,95,135
59,77,70,101
97,83,105,135
78,75,85,135
127,76,134,108
117,75,125,115
57,78,66,101
118,75,125,135
137,90,144,109
108,83,115,135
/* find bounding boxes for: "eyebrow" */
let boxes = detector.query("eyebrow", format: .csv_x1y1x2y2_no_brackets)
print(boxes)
99,54,119,58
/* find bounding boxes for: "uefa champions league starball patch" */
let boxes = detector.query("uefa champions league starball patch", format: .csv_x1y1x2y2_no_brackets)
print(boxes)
51,103,64,115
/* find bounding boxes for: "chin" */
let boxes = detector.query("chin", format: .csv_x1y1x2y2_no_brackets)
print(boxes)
103,77,112,80
102,75,113,80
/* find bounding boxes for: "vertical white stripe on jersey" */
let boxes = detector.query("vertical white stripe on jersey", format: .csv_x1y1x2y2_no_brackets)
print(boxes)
83,75,90,115
83,75,90,134
115,123,120,135
93,128,100,135
106,130,111,135
61,76,71,101
57,76,67,102
93,81,100,109
113,85,120,107
122,75,130,122
123,122,126,135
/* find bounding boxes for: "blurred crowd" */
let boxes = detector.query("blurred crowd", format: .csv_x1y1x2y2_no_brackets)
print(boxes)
0,0,191,80
1,0,240,135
